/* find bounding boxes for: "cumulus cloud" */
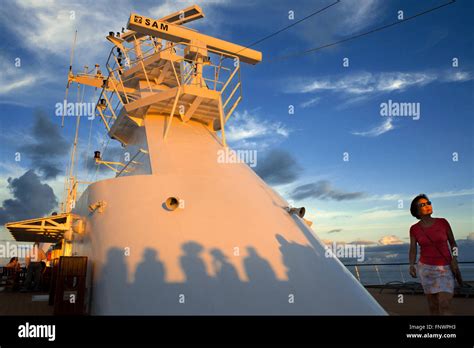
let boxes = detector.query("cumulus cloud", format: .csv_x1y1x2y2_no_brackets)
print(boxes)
1,1,126,59
254,149,300,185
0,0,234,104
226,110,291,149
0,170,58,224
19,111,69,179
290,180,366,201
378,235,404,245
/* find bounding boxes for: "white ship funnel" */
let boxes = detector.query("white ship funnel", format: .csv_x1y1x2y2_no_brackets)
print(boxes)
63,5,385,315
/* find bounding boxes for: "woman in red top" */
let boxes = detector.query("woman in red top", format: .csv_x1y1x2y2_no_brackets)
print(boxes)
408,194,460,315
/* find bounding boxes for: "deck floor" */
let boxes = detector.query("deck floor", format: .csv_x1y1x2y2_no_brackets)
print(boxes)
0,291,53,315
1,288,472,316
366,287,474,315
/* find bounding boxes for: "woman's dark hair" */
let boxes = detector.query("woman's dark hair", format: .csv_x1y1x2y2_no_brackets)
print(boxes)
410,193,429,219
8,257,18,263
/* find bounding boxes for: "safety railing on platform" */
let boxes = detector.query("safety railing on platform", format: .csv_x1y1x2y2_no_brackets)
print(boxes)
92,36,244,174
97,37,242,129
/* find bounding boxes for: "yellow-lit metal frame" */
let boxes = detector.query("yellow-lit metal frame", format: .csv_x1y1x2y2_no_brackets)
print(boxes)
5,213,78,243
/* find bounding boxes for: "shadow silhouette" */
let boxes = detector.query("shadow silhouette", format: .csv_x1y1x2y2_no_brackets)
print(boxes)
94,247,130,314
131,248,166,313
243,246,277,284
275,233,322,311
176,241,214,313
242,246,284,313
180,241,211,284
210,248,240,284
90,235,382,315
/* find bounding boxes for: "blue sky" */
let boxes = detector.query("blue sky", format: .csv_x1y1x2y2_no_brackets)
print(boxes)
0,0,473,255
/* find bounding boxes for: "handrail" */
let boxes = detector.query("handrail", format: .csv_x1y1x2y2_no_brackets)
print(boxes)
92,37,243,165
345,261,474,266
345,261,474,285
116,149,149,177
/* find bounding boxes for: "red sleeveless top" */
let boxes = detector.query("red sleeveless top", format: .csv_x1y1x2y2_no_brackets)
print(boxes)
409,218,452,266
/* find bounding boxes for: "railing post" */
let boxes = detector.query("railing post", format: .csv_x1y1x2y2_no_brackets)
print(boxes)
399,264,405,283
375,265,382,285
354,265,361,283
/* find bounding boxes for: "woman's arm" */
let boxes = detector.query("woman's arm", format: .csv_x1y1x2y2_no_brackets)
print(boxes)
445,219,460,271
445,220,458,257
409,233,417,277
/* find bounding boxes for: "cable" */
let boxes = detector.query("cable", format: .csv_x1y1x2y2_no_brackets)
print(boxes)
237,0,340,53
219,0,340,63
84,88,97,181
268,0,456,62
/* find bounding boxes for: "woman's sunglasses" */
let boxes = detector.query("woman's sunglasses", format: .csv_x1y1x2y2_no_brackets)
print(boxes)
418,201,432,208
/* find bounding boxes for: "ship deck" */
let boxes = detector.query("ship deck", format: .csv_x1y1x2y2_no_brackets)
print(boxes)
366,283,474,315
1,284,473,316
0,291,53,315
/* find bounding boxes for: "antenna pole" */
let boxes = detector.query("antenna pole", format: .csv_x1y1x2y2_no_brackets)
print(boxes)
62,30,78,127
66,84,82,212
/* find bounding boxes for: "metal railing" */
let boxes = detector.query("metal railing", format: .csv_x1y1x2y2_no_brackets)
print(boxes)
345,261,474,286
100,37,242,118
116,148,149,177
91,36,243,175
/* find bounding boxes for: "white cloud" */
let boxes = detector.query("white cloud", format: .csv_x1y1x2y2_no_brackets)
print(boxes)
370,188,474,201
225,110,291,149
291,69,473,100
297,0,386,47
0,0,237,102
16,0,55,8
4,0,235,61
3,1,134,60
0,76,36,95
295,71,437,95
0,55,49,96
351,117,395,137
378,235,404,245
443,71,472,82
337,0,383,35
300,97,320,109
